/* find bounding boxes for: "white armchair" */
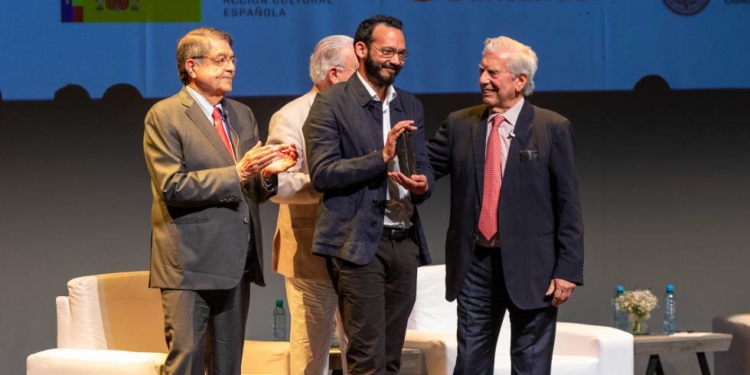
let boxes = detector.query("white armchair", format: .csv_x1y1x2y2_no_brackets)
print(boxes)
404,264,633,375
713,312,750,375
26,271,290,375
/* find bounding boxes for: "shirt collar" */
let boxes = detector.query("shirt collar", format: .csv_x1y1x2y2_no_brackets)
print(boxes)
186,85,223,120
489,97,524,130
356,71,397,104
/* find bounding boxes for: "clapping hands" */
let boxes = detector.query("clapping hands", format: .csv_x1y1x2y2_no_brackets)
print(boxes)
236,141,298,182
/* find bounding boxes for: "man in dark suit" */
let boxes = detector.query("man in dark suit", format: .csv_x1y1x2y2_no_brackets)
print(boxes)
143,27,297,375
427,36,584,375
303,15,434,375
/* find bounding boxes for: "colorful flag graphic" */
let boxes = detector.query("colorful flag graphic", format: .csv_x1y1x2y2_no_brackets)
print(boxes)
61,0,200,23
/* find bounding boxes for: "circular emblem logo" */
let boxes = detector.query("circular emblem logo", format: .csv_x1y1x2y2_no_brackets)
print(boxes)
663,0,710,16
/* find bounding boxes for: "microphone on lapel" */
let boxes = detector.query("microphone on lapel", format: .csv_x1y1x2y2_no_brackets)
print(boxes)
508,132,515,140
221,106,232,129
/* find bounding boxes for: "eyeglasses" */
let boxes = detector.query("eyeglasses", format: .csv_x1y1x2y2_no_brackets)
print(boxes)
336,65,359,73
192,55,238,68
369,45,410,61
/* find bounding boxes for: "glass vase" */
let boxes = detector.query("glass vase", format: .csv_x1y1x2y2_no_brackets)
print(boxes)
629,313,650,335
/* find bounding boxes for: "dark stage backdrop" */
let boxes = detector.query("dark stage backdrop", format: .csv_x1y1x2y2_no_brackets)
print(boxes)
1,84,749,374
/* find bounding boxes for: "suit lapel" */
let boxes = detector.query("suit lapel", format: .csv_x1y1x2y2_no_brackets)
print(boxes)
180,88,236,165
390,92,405,125
224,101,242,162
347,76,383,152
473,107,490,202
503,100,534,187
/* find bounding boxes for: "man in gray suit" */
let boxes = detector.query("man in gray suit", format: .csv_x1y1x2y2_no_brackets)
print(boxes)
427,36,584,375
304,15,434,375
143,27,297,375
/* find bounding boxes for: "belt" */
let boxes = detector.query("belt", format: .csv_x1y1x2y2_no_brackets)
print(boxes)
381,227,413,242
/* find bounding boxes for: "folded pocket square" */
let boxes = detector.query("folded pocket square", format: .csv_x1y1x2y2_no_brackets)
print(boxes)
519,150,538,161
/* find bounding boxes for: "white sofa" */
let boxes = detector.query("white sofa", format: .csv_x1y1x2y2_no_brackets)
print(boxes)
403,264,634,375
26,271,290,375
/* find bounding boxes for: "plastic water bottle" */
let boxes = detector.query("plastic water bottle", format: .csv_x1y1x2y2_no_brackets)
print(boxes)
613,285,628,331
273,299,287,341
663,284,677,335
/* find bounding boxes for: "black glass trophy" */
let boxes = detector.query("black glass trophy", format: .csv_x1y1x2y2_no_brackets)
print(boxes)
396,131,416,177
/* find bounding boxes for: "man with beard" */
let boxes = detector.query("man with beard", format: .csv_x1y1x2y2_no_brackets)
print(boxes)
303,15,434,375
427,36,583,375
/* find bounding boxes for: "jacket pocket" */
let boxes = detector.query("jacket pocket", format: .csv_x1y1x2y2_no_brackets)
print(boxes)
173,218,209,224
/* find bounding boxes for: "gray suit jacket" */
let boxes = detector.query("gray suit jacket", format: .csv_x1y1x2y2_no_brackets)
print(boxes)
143,87,275,290
427,102,584,309
303,75,434,266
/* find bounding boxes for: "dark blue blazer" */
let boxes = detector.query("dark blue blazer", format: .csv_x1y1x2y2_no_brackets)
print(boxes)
427,101,584,310
303,75,434,266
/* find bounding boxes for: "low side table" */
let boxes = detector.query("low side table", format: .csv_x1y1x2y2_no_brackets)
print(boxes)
634,332,732,375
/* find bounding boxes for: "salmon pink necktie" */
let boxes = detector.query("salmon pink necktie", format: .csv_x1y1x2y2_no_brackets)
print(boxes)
478,115,505,241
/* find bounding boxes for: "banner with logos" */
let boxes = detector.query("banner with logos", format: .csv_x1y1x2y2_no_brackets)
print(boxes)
0,0,747,99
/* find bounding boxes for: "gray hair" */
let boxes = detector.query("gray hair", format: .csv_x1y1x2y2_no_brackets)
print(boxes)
309,35,354,85
483,36,538,96
176,27,233,85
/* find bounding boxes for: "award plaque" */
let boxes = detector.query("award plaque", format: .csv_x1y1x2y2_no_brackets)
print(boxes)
396,131,416,177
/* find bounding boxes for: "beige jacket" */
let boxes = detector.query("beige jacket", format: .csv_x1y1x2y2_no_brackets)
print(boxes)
267,88,328,280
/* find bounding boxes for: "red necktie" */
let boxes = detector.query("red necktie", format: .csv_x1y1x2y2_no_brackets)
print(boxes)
478,115,505,241
212,107,235,161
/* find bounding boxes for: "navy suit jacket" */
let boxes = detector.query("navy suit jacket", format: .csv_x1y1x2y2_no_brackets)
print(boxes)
303,75,434,266
427,101,584,310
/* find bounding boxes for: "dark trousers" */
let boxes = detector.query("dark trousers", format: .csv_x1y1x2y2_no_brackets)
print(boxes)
161,274,251,375
454,245,557,375
327,236,420,375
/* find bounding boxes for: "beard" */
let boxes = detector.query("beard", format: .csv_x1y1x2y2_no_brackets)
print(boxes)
364,51,401,87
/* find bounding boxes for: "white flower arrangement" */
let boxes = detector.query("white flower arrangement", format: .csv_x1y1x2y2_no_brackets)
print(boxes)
615,289,658,334
616,289,658,318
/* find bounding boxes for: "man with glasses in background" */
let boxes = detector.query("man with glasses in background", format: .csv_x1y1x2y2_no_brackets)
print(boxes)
303,15,434,375
266,35,358,375
144,27,297,375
